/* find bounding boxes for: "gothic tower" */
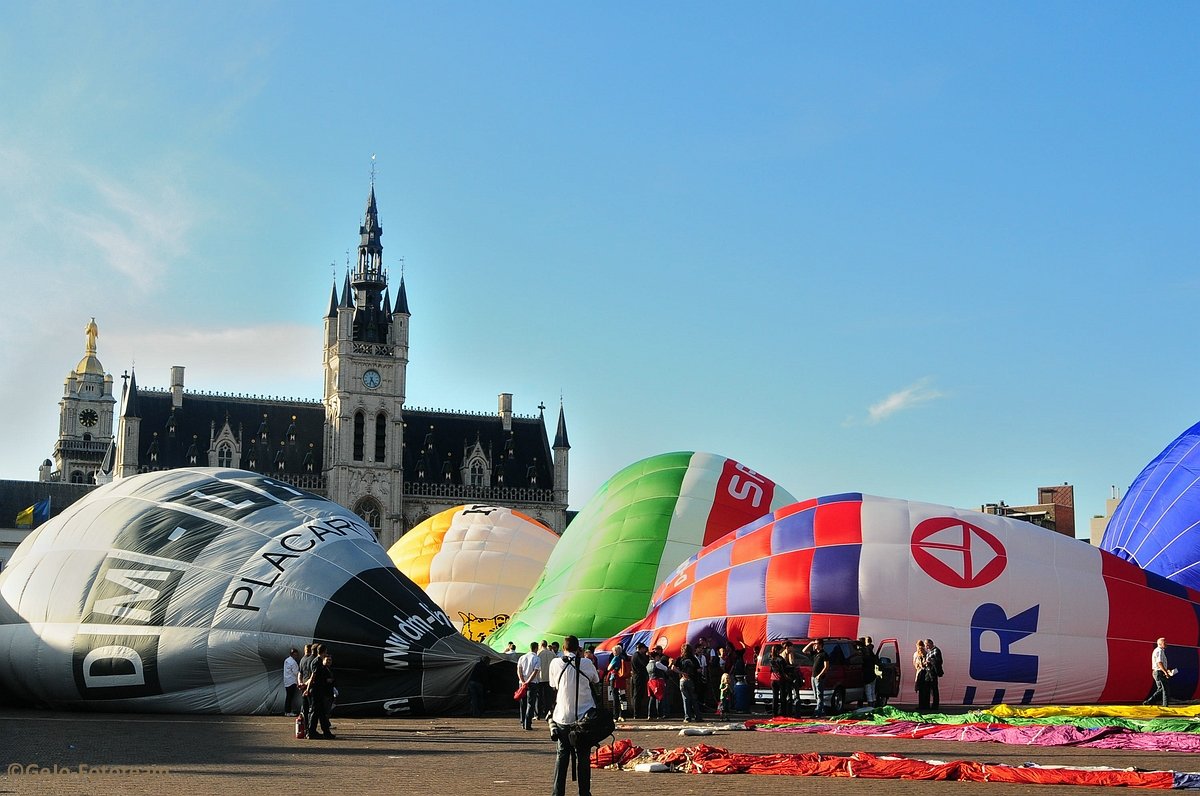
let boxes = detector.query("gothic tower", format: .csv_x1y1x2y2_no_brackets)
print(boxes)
323,184,410,548
51,318,116,483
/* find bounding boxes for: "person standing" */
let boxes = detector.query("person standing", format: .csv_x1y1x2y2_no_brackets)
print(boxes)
298,643,317,734
674,643,702,722
805,639,830,717
606,644,630,721
549,636,600,796
646,649,668,720
913,640,931,712
630,642,650,719
860,637,878,708
924,639,943,711
770,640,795,718
517,641,542,730
1143,637,1175,707
304,645,335,739
537,640,556,720
283,648,301,717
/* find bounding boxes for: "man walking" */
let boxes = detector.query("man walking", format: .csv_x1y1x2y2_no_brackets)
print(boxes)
1143,637,1174,707
517,641,542,729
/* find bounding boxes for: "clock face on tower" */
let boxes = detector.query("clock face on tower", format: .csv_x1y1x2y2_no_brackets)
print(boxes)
79,409,98,427
362,369,382,390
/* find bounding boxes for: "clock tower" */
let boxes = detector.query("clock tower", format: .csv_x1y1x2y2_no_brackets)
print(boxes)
323,184,410,547
52,318,116,483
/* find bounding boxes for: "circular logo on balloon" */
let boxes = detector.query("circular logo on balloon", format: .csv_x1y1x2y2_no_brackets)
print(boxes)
911,517,1007,588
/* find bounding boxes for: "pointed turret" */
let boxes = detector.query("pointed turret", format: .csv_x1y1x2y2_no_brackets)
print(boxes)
121,369,141,419
554,403,570,450
552,400,570,525
326,284,339,318
114,369,142,479
395,276,410,315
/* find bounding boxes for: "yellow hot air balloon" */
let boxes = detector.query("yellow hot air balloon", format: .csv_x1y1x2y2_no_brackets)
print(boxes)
389,505,559,642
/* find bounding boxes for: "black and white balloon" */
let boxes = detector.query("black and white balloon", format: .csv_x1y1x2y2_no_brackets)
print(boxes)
0,468,493,714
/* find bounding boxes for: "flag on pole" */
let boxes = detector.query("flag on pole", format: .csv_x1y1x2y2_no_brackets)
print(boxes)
15,497,50,529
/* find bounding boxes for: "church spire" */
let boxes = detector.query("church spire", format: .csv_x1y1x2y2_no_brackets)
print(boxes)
354,185,385,289
554,402,570,450
349,181,391,343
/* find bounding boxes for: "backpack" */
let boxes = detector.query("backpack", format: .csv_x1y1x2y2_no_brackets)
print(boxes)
570,705,616,749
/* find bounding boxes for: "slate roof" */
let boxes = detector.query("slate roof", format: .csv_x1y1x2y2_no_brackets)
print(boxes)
121,387,555,489
129,388,325,475
402,408,554,490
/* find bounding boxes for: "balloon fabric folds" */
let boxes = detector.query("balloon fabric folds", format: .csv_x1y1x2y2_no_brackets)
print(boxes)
1101,420,1200,591
387,504,559,642
487,452,795,650
0,469,494,715
605,493,1200,705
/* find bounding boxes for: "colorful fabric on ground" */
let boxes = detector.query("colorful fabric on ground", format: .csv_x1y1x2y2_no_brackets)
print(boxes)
748,705,1200,753
599,742,1195,787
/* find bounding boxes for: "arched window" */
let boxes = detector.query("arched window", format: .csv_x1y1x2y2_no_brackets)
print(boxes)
218,443,233,468
353,412,365,461
469,459,485,487
70,470,86,484
354,497,382,534
375,412,387,463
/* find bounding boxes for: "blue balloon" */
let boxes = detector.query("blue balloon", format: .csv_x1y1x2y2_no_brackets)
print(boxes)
1102,420,1200,591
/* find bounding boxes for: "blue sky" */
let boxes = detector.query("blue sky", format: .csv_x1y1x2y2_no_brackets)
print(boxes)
1,3,1196,538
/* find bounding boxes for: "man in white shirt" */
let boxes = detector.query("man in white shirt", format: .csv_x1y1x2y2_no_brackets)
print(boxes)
282,648,301,717
549,636,599,796
517,642,542,730
1143,637,1173,707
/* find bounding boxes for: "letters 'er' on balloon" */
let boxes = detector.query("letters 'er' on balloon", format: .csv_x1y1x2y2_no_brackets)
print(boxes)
387,505,559,642
0,469,495,715
1101,420,1200,591
605,493,1200,705
488,452,795,651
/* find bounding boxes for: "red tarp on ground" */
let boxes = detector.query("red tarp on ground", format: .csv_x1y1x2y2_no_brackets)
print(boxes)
597,742,1181,788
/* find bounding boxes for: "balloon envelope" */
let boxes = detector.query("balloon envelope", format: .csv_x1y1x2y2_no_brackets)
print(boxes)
1101,420,1200,591
0,468,494,715
387,504,558,641
606,492,1200,705
488,452,795,650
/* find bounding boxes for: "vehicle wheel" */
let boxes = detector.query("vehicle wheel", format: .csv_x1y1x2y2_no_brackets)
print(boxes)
830,687,846,715
875,695,889,707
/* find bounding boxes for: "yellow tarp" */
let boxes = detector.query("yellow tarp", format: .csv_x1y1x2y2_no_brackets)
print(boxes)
990,703,1200,720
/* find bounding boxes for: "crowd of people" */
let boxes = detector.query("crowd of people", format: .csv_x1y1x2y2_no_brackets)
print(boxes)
513,637,753,727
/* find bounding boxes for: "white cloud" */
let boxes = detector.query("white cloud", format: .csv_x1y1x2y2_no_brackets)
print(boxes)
106,323,323,397
866,378,944,424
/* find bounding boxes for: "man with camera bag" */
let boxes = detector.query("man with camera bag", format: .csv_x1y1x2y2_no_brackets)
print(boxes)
549,635,600,796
